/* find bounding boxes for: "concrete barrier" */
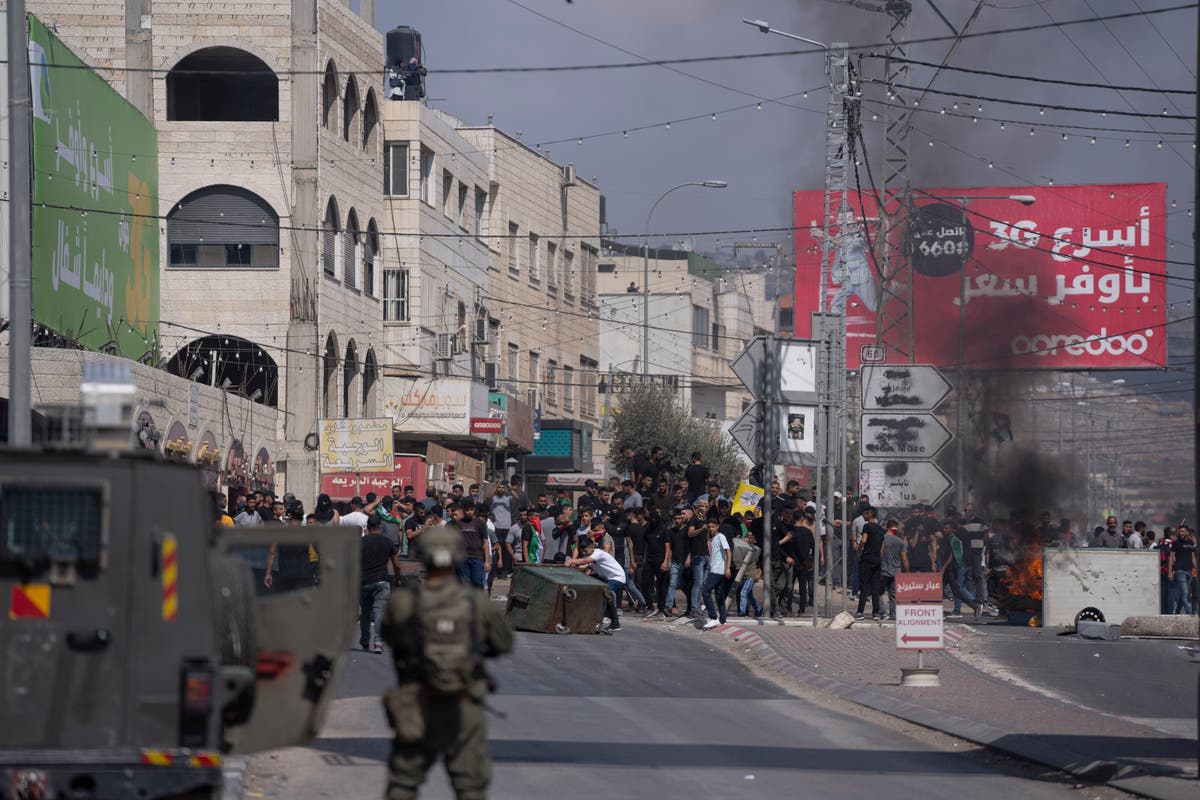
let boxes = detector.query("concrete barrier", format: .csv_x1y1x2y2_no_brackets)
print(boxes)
1119,615,1199,638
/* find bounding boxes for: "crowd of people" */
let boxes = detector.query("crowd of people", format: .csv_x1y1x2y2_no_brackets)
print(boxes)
213,455,1200,644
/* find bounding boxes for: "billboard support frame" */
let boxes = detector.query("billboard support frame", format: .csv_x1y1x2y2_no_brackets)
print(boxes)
8,1,31,446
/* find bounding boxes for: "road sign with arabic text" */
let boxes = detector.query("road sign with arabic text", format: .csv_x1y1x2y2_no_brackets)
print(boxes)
861,365,952,412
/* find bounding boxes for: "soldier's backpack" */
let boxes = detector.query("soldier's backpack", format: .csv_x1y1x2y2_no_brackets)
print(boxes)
403,585,483,696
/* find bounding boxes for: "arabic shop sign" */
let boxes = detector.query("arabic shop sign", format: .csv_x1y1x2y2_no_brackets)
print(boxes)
382,377,490,438
318,417,395,473
29,16,160,358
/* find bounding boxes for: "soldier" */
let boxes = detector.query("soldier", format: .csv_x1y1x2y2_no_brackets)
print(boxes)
379,526,514,800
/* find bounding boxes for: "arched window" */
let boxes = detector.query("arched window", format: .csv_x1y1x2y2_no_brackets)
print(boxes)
362,89,379,152
343,340,359,419
322,61,339,130
165,335,278,407
167,185,279,268
364,219,379,297
344,209,360,289
323,198,340,277
167,47,278,121
322,332,339,418
363,348,379,417
343,76,359,143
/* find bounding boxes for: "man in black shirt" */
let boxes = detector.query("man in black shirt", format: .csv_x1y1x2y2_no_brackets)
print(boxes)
664,505,693,616
1168,527,1197,614
855,507,886,620
792,507,817,615
636,508,669,615
771,508,797,616
683,452,710,503
906,506,937,573
360,515,401,653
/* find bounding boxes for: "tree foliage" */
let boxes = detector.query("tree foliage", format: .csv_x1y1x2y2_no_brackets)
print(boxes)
608,385,746,489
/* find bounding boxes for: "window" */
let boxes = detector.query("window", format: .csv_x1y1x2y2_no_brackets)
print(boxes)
383,269,409,321
507,222,519,277
692,305,710,349
474,188,487,238
167,47,278,122
580,356,599,417
598,262,616,273
457,183,468,229
419,147,434,204
362,90,379,151
167,185,280,269
442,171,453,217
581,245,599,305
545,360,558,406
364,221,379,296
343,76,359,143
1,488,103,564
562,250,575,300
507,342,519,381
711,322,725,353
563,366,574,411
528,234,540,283
546,242,558,288
321,61,338,129
528,352,540,397
384,142,408,196
344,210,360,289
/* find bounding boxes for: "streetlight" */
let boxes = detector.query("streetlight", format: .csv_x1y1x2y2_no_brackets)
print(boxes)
742,19,829,49
642,180,727,381
922,191,1037,509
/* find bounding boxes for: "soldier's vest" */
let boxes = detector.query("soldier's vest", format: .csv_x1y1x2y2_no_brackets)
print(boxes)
402,585,482,696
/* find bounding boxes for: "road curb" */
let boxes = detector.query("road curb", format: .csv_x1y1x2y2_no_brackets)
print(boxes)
711,623,1195,800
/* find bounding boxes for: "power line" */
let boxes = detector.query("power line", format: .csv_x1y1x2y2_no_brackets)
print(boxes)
865,54,1195,94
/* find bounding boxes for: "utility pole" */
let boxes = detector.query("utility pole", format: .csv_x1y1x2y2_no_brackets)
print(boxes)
1193,0,1200,766
7,0,32,446
761,335,775,619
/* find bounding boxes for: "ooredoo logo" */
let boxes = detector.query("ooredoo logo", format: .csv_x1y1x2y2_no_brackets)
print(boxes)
1010,327,1153,358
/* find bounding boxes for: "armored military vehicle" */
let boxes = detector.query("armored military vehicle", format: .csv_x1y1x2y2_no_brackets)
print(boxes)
0,362,359,799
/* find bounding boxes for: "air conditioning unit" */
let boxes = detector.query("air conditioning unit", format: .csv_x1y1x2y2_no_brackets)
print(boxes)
474,316,489,345
562,163,576,186
452,333,467,355
434,332,454,360
484,362,499,389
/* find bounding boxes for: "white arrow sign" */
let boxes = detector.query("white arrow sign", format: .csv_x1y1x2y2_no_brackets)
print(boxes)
859,460,954,509
861,364,952,411
860,413,953,460
731,336,768,398
729,401,764,460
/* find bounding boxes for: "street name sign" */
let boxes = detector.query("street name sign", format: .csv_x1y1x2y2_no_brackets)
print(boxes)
895,573,943,604
861,364,952,411
896,604,944,649
859,460,954,508
860,413,953,459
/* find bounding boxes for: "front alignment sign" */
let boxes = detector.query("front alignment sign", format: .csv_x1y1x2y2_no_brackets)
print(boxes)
896,604,944,650
793,183,1167,369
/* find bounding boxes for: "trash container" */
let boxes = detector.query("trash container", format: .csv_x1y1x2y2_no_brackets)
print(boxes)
506,565,608,634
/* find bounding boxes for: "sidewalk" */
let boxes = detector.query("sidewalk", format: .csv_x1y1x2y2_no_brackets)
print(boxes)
658,616,1197,800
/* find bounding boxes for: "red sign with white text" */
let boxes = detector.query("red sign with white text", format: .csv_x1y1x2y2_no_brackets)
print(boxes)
470,417,504,435
319,455,428,501
793,183,1167,370
895,572,944,604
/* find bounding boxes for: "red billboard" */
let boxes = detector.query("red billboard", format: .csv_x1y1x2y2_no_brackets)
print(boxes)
793,183,1167,370
319,455,428,502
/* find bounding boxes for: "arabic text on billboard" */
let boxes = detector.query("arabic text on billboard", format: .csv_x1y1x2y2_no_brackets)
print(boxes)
318,418,394,473
793,183,1167,370
383,377,488,437
30,16,159,358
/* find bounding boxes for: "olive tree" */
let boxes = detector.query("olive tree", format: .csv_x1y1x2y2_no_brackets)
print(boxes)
608,384,746,489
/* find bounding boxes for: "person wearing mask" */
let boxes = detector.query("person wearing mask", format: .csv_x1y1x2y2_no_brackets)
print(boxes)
855,507,886,621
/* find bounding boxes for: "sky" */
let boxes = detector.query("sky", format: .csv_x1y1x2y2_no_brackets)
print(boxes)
375,0,1195,261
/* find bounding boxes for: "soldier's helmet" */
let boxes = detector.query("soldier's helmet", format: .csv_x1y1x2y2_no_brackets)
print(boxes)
415,525,466,568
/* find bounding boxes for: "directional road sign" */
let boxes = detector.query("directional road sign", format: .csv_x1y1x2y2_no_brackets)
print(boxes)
729,401,764,461
859,460,954,509
731,336,769,399
860,413,953,460
896,604,944,650
861,364,952,411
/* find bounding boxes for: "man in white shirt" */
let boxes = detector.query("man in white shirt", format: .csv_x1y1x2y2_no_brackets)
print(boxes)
1127,520,1145,550
340,496,371,536
564,537,625,631
701,520,732,629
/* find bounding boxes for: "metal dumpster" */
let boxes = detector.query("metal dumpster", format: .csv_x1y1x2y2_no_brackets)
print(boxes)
506,565,608,634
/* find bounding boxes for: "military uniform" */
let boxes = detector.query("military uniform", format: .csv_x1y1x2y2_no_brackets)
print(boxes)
379,528,514,800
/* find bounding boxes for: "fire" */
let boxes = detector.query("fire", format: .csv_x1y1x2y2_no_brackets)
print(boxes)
1004,541,1044,601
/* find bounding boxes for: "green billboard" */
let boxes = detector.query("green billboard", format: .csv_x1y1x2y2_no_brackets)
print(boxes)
29,15,159,358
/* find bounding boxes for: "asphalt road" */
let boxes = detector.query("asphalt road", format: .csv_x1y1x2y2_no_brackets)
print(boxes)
243,606,1140,799
962,626,1200,738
